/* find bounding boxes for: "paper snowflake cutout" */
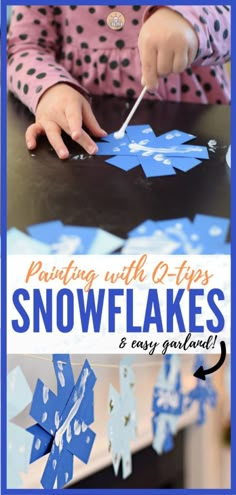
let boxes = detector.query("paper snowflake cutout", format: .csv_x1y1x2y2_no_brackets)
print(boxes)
7,221,124,255
122,214,230,254
27,221,124,254
185,356,217,425
28,355,96,489
107,358,137,479
7,367,33,488
152,355,183,455
96,126,209,177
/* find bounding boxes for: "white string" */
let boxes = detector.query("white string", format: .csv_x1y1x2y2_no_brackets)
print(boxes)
24,354,194,368
28,354,166,368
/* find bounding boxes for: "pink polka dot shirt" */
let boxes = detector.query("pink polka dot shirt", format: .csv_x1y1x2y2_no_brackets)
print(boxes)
7,5,230,114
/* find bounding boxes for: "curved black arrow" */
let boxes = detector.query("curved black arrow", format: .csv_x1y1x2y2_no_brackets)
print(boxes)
193,341,226,381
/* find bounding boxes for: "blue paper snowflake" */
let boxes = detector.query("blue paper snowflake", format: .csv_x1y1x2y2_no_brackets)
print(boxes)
96,125,209,177
107,358,137,479
185,356,217,425
7,222,124,255
152,355,183,454
28,355,96,489
122,214,230,254
7,367,33,488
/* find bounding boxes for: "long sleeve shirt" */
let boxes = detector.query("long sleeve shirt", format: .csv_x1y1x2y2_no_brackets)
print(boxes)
8,5,230,114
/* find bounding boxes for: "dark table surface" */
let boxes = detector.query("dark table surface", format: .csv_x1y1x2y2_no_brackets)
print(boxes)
8,94,230,239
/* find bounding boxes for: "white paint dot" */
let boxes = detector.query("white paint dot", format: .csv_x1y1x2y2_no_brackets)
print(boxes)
142,127,152,134
209,226,222,237
42,412,48,423
154,154,164,162
163,159,171,165
57,361,64,371
74,420,82,436
65,472,69,483
82,421,87,432
35,438,41,450
165,134,174,140
59,438,63,453
19,445,25,454
53,459,57,470
55,411,60,429
86,435,90,444
58,371,65,387
43,385,49,404
191,234,199,241
66,423,72,443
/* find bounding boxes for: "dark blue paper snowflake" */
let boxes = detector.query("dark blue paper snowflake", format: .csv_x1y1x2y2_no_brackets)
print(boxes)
96,126,209,177
27,355,96,489
152,356,183,454
185,356,217,425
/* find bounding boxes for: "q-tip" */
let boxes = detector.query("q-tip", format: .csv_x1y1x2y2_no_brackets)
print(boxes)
114,128,125,140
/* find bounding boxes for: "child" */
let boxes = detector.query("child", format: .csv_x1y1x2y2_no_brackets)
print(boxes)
8,5,230,159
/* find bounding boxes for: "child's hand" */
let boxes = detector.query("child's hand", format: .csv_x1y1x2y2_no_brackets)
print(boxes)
25,84,107,159
138,7,199,89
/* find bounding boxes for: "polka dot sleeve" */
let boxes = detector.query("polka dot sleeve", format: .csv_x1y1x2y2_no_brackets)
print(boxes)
166,5,230,66
7,6,87,114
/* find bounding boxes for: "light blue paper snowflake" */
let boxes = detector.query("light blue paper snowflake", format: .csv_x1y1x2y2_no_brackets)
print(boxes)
185,356,217,425
7,367,33,488
107,358,137,479
96,126,209,177
152,355,183,455
28,355,96,489
7,222,124,255
122,214,230,254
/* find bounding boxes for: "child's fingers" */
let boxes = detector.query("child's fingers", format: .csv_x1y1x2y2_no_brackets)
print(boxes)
43,120,69,159
74,130,98,155
65,103,83,141
173,50,188,73
25,122,45,150
157,49,174,76
187,45,198,66
82,100,107,137
139,43,158,89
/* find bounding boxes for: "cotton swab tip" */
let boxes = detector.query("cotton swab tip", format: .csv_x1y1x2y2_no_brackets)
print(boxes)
114,128,125,139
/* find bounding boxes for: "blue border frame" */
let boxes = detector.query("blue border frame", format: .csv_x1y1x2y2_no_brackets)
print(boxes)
1,0,7,493
1,0,235,494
